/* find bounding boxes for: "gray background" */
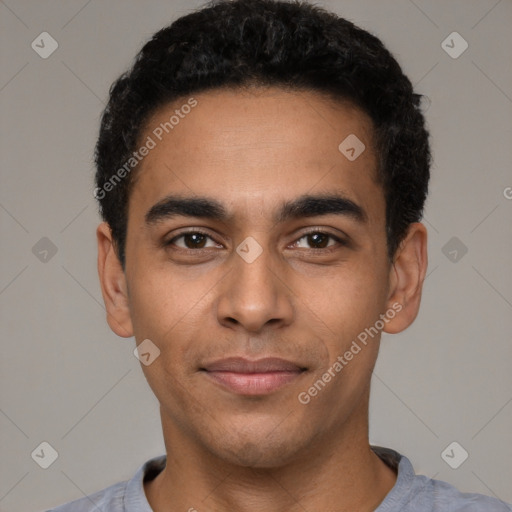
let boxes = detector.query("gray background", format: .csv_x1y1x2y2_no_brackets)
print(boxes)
1,0,511,510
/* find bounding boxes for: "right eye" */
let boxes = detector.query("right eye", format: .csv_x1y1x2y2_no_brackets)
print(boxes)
165,230,223,250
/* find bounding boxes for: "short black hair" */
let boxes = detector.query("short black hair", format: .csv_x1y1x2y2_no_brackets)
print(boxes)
94,0,430,268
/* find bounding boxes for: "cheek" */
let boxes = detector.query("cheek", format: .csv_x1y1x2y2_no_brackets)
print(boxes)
128,276,177,338
128,269,211,402
295,264,387,341
126,254,218,338
126,262,228,392
304,279,388,390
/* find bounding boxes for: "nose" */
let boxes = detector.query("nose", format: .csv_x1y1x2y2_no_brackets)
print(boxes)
215,241,294,333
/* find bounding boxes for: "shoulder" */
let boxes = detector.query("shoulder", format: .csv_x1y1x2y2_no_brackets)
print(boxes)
44,454,166,512
419,475,512,511
372,446,511,512
45,480,127,511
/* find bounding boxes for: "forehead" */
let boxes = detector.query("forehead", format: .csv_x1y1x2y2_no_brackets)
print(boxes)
128,87,382,224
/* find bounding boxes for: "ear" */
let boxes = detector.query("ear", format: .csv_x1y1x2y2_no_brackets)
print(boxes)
96,222,133,338
383,222,428,334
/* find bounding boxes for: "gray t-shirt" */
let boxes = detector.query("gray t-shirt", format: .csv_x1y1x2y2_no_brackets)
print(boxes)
47,446,511,511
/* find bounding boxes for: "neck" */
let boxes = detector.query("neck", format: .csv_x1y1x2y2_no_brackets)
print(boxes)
145,396,397,512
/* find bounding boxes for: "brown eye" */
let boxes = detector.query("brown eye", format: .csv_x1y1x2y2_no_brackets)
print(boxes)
167,231,220,250
293,231,343,250
182,233,207,248
307,232,330,248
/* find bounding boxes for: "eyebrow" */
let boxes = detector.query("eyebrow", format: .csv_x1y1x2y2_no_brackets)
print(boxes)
145,193,367,225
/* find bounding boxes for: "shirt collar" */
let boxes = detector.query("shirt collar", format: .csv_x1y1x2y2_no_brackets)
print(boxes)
124,446,413,511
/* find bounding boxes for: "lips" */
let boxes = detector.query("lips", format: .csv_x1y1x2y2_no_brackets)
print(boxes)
201,357,306,395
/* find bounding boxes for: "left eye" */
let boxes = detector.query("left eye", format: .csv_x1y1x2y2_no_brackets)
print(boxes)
292,232,341,249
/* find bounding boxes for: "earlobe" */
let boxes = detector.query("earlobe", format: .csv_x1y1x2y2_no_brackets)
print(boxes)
383,222,428,335
96,222,134,338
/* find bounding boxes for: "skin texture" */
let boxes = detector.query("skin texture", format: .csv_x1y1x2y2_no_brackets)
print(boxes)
97,87,428,512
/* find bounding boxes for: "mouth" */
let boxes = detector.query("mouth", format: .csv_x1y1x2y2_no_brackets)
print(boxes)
200,357,307,396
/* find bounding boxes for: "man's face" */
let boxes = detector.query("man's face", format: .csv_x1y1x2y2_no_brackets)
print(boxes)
122,88,394,467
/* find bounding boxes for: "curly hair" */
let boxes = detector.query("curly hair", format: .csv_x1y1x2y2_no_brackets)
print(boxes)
95,0,431,267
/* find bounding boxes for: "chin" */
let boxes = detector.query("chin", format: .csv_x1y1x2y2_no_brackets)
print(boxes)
203,422,312,469
218,441,301,469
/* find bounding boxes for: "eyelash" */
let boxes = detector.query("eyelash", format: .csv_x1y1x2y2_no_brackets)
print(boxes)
164,228,347,253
